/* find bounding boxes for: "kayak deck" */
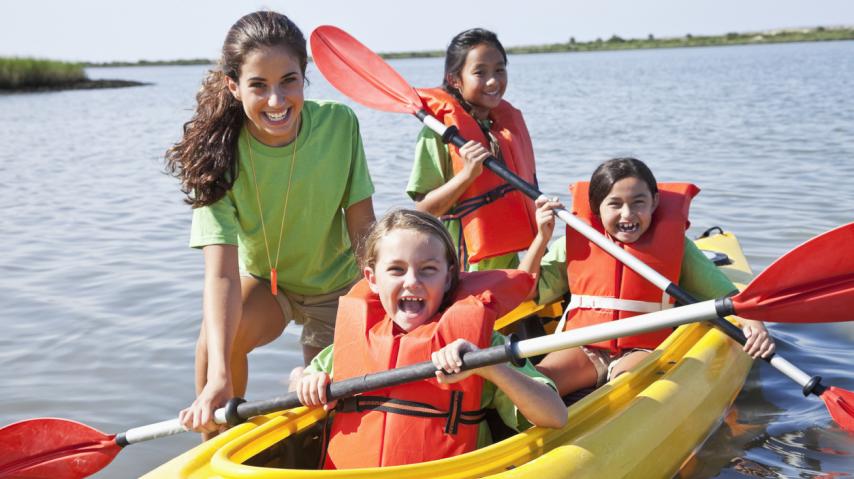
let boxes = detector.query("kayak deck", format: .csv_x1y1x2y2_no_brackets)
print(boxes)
144,230,754,479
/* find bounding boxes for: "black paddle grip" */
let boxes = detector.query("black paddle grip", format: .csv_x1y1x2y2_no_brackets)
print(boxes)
235,343,517,420
225,397,247,426
115,432,129,448
802,376,827,396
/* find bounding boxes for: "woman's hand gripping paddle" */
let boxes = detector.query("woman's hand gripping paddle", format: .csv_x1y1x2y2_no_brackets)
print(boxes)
2,223,853,478
309,25,854,433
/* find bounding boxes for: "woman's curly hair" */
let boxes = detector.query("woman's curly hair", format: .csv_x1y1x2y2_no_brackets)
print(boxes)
164,11,307,207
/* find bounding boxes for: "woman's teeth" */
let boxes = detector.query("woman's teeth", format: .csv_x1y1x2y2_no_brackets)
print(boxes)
265,109,289,121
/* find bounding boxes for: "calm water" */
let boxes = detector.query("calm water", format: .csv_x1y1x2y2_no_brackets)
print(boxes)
1,41,853,478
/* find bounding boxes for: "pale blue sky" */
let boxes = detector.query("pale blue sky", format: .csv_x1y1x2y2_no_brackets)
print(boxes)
3,0,853,62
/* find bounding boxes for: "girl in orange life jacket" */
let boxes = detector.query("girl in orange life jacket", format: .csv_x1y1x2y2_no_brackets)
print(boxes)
293,209,566,469
519,158,776,397
406,28,538,271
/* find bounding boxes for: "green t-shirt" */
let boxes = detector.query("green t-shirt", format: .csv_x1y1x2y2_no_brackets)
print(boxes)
305,331,556,448
535,236,737,305
190,100,374,295
406,126,519,272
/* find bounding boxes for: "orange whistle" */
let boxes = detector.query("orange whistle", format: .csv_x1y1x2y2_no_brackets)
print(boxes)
271,268,278,296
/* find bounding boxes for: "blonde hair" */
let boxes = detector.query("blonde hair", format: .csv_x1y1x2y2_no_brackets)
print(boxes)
360,209,460,303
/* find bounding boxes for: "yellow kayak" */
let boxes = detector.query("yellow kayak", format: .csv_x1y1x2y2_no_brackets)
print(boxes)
145,229,753,478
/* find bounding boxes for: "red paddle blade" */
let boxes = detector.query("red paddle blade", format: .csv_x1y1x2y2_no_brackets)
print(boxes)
311,25,423,114
822,387,854,433
732,223,854,322
0,418,120,479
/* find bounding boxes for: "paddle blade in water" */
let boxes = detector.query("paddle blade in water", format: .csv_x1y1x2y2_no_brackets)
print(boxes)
822,387,854,433
0,418,120,479
311,25,423,114
731,223,854,322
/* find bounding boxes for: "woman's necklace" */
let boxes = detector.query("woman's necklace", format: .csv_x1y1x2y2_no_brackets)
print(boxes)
245,125,299,296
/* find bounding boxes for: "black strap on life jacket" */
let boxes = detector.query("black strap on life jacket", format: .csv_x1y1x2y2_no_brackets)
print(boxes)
440,183,516,222
440,182,515,269
335,391,486,435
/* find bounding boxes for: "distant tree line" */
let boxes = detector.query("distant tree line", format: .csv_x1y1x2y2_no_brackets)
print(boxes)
5,26,852,79
382,25,854,59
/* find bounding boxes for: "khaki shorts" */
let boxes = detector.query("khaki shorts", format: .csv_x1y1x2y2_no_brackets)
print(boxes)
250,275,355,349
581,347,653,387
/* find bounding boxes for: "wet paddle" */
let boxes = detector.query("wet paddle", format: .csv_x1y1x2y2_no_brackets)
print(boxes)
2,224,853,478
309,25,854,433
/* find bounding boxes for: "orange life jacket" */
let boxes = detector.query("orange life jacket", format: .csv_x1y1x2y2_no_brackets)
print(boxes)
324,269,534,469
562,181,699,355
417,88,537,265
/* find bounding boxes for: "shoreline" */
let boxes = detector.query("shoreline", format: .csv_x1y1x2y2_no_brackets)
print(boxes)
385,26,854,59
1,57,150,93
82,25,854,67
2,78,150,94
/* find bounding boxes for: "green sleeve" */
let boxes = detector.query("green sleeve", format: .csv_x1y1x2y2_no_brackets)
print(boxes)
340,108,375,209
303,344,335,376
188,195,239,248
468,252,520,271
406,126,452,200
678,237,739,300
536,238,569,305
480,332,557,433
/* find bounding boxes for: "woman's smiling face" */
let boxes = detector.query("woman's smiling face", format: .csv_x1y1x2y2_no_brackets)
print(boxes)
227,45,305,147
598,177,659,244
364,229,452,332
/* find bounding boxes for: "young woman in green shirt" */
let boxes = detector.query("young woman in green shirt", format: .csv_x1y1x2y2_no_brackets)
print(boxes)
165,11,375,437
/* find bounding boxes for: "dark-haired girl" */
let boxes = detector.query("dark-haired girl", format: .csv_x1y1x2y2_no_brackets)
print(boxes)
407,28,538,271
519,158,774,396
167,11,375,436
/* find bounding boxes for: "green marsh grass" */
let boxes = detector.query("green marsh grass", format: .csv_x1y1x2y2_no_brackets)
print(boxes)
0,57,88,90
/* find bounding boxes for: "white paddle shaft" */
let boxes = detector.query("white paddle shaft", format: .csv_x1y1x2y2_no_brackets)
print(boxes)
516,300,718,358
123,409,226,445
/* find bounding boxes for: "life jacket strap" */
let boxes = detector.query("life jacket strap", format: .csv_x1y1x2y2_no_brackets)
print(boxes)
554,292,673,332
336,392,486,435
439,182,516,269
440,183,515,222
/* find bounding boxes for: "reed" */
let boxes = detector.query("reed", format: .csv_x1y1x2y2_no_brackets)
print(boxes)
0,57,88,90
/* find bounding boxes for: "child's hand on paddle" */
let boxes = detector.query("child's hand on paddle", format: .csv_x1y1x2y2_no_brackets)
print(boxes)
458,140,490,180
296,372,338,411
534,196,563,242
433,338,484,384
741,319,776,359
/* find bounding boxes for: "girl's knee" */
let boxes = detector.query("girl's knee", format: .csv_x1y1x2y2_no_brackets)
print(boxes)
232,316,285,356
610,350,650,379
238,279,288,347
